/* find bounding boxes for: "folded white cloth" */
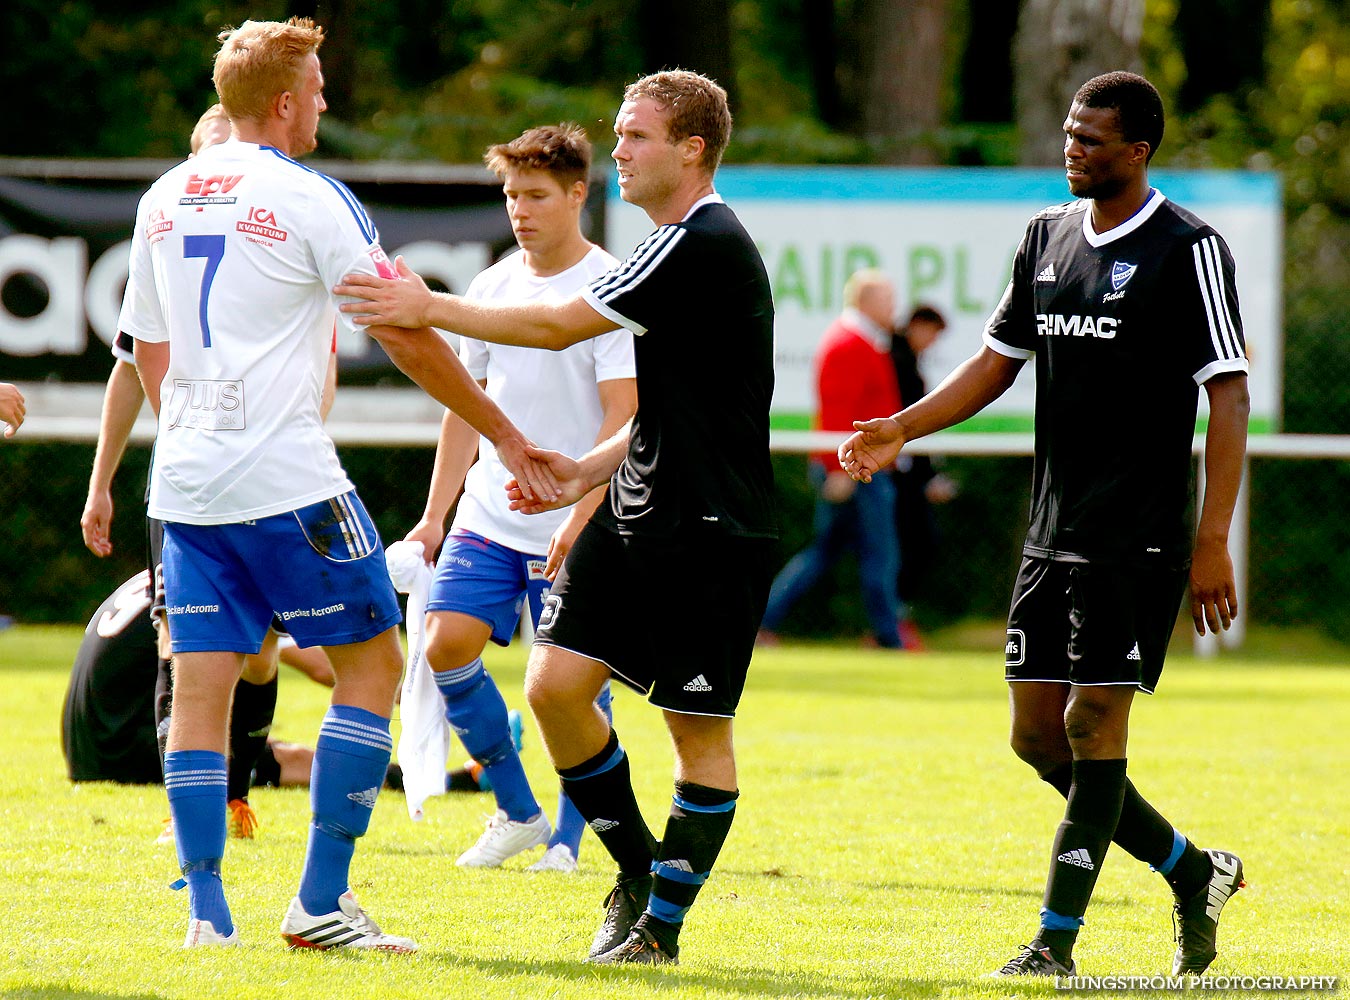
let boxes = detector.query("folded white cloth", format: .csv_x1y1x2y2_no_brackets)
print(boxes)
385,540,444,821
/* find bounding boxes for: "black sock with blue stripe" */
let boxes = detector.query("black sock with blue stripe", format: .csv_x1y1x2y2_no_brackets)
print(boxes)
557,728,656,878
1040,762,1212,898
1037,758,1128,962
639,781,738,952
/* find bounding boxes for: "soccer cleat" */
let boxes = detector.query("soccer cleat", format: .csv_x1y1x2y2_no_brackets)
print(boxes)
227,798,259,839
527,844,579,873
587,872,652,960
589,925,678,966
280,890,417,953
989,944,1076,978
183,918,240,948
1172,849,1245,975
155,817,175,846
456,810,551,868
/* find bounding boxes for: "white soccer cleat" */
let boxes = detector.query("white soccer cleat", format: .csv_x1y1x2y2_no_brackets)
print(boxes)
183,918,240,948
456,810,551,868
527,843,579,873
280,890,418,953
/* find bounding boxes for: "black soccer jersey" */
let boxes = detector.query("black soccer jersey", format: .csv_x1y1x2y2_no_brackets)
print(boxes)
61,571,163,784
584,196,777,538
984,190,1248,565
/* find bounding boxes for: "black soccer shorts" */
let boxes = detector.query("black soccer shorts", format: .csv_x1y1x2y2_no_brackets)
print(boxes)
534,520,776,717
1004,555,1189,694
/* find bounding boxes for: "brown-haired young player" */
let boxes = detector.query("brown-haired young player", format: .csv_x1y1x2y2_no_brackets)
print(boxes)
402,124,635,872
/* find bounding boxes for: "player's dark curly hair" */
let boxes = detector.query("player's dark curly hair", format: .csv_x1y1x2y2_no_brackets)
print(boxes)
1074,71,1165,163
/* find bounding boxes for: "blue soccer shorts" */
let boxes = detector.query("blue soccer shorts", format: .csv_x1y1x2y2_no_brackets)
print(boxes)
425,530,551,646
161,491,401,654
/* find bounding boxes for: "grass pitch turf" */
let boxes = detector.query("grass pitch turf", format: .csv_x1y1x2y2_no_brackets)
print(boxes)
0,623,1346,999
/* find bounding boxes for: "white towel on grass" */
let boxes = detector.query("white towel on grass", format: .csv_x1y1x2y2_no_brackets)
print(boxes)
385,540,444,821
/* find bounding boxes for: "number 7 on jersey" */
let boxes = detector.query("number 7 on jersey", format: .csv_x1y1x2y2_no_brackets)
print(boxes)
183,235,226,348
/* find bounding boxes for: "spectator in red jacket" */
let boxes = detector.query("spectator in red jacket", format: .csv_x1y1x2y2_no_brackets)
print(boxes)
758,270,908,648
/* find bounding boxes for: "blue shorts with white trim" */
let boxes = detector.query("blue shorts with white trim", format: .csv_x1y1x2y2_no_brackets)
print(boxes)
161,491,401,654
425,530,551,646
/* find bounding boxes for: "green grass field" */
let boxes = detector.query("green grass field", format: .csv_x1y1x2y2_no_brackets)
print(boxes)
1,624,1346,999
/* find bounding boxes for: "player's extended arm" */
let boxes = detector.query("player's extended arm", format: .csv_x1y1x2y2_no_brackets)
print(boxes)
404,400,482,562
508,420,631,518
1190,372,1250,637
364,323,556,503
133,339,169,418
335,257,616,351
544,376,638,578
840,345,1023,482
0,381,26,438
81,359,146,557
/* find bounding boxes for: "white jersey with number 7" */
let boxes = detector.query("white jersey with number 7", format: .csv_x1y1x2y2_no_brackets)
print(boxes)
120,137,394,526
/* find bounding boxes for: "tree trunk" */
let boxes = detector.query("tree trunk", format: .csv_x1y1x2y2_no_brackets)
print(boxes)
804,0,843,128
638,0,737,108
1175,0,1271,111
290,0,358,122
1012,0,1146,165
857,0,953,164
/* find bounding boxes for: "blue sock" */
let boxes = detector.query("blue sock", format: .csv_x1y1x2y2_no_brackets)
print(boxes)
434,659,539,823
164,749,232,936
298,705,392,916
549,682,614,854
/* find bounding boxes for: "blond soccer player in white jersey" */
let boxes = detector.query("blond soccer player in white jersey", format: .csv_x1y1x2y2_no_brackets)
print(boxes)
121,17,556,952
402,125,636,872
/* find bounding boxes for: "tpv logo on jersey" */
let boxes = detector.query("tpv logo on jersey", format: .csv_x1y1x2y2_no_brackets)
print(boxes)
236,206,288,243
180,173,244,207
1110,260,1138,291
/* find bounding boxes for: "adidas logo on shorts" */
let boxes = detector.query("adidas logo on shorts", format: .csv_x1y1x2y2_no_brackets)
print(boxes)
589,818,619,833
1057,848,1095,870
683,674,713,693
347,786,380,809
1126,643,1142,661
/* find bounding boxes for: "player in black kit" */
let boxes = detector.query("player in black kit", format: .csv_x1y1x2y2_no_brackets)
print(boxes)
335,71,777,966
839,72,1249,979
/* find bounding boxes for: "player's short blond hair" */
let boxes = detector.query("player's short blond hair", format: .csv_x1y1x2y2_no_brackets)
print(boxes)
190,104,231,155
623,70,731,173
483,124,592,190
213,17,324,124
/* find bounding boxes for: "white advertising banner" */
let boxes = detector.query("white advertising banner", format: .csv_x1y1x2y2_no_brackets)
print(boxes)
606,167,1282,432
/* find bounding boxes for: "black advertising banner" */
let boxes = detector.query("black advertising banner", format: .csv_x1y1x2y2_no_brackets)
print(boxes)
0,159,605,385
